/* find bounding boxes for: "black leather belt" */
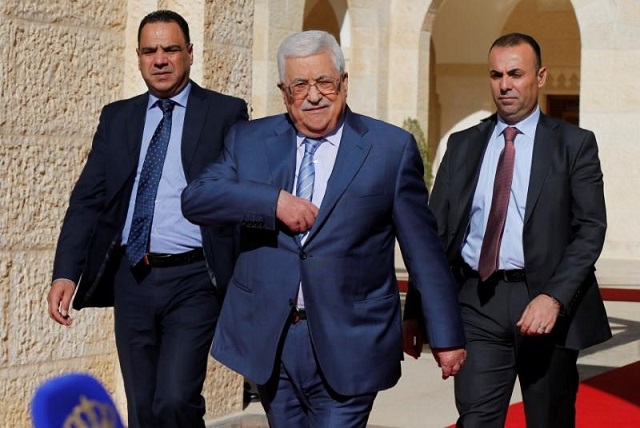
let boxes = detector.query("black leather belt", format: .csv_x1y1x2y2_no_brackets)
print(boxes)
142,248,205,267
459,263,526,283
291,308,307,324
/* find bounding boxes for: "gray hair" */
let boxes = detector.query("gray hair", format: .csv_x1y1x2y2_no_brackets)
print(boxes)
277,30,345,82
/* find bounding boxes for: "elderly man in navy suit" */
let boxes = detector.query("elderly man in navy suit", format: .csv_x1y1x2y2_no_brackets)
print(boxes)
182,30,465,427
47,10,247,428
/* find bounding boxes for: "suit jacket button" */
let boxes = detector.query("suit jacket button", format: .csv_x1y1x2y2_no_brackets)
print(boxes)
299,252,307,260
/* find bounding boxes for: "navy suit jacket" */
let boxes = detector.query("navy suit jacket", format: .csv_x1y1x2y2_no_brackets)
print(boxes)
52,82,248,309
182,108,465,396
426,113,611,350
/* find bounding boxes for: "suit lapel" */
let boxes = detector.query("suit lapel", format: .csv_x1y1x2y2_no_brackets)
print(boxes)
524,114,556,225
115,94,147,195
266,117,298,193
454,119,495,237
306,110,371,244
125,95,148,165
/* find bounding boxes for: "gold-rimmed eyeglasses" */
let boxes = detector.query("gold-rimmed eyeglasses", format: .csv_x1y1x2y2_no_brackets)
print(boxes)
282,77,342,100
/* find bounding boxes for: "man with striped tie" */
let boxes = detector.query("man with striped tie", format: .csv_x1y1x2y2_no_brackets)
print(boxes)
182,30,465,427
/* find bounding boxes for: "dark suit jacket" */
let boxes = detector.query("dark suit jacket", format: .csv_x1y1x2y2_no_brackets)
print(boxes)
182,108,465,396
52,81,248,310
428,112,611,350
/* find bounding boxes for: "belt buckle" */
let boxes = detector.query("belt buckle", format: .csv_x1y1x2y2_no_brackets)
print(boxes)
292,308,306,324
142,254,151,266
292,311,301,324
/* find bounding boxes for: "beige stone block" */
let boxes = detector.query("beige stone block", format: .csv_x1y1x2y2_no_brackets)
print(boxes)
615,22,640,50
348,47,377,77
203,43,252,101
619,0,640,27
351,2,383,26
348,77,378,118
601,208,640,259
388,48,418,80
2,0,125,28
2,18,123,137
618,85,640,113
576,2,617,49
580,50,614,83
205,0,254,48
5,251,115,364
203,359,243,417
600,144,640,179
0,136,90,250
580,81,619,112
202,0,254,101
579,112,616,139
269,0,304,30
387,2,428,48
0,257,8,364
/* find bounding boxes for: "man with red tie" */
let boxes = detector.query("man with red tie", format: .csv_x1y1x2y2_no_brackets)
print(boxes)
404,33,611,428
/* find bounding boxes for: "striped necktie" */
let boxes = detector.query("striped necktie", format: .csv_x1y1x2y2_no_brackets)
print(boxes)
296,137,323,202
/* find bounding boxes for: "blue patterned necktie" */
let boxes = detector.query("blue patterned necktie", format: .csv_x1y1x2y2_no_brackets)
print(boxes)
296,138,323,201
126,99,176,265
296,137,323,240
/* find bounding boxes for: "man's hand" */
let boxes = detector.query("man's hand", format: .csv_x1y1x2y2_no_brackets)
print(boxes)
47,279,76,326
431,347,466,379
276,190,319,234
402,319,424,359
516,294,561,336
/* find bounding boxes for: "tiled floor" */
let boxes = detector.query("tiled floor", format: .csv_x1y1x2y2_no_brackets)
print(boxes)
207,298,640,428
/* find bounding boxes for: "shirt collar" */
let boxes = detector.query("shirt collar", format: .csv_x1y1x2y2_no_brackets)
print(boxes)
296,122,344,148
147,81,192,110
496,106,540,139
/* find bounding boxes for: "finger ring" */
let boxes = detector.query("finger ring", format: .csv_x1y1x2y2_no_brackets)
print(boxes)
538,326,546,331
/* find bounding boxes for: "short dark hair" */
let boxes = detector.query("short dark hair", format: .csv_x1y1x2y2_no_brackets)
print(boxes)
138,10,190,45
490,33,542,70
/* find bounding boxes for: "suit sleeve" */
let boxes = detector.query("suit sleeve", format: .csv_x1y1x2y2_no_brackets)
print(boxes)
182,124,281,230
52,106,111,283
393,134,465,349
543,130,607,310
403,135,454,324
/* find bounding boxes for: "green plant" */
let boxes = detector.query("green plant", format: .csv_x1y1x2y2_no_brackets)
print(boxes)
402,118,433,187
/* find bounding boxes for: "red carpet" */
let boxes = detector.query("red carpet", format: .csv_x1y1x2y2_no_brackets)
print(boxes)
445,361,640,427
502,361,640,427
600,287,640,302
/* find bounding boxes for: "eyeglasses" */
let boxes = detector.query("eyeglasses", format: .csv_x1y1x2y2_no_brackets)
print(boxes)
283,77,342,100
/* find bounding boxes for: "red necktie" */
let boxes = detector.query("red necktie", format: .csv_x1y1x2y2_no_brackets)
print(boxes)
478,126,519,281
